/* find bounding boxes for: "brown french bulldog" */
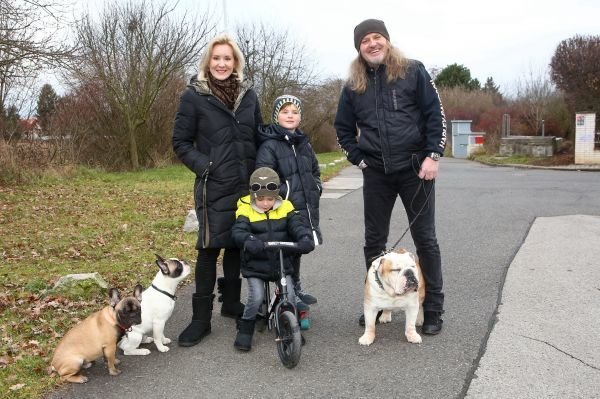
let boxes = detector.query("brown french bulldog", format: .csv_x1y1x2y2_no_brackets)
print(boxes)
50,285,143,383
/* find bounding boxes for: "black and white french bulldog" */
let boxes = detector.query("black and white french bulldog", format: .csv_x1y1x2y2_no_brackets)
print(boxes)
118,254,190,355
51,285,143,383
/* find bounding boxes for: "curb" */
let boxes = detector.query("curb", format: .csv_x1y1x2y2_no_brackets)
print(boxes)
475,160,600,172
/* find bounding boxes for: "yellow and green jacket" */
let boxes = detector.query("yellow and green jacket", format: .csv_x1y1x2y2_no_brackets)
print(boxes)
231,194,311,280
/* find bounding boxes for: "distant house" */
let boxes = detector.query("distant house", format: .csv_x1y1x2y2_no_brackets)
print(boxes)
18,118,47,140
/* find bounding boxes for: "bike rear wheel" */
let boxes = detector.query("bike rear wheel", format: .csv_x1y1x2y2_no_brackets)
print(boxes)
276,310,302,369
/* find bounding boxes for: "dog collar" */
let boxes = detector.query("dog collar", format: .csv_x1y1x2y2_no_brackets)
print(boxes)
151,284,177,300
117,323,132,333
373,267,405,292
373,268,386,291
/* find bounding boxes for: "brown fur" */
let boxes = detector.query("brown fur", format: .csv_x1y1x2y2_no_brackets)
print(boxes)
51,286,142,383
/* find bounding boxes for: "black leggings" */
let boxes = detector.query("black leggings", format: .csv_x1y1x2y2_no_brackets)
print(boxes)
195,248,241,296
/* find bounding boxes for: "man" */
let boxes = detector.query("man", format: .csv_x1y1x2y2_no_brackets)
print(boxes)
334,19,447,334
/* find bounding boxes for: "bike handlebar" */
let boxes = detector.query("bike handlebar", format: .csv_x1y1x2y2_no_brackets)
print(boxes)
263,241,299,250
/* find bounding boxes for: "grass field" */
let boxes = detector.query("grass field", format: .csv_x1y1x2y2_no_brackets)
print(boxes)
0,153,348,399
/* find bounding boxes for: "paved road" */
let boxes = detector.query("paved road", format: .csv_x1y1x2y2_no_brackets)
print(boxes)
47,158,600,399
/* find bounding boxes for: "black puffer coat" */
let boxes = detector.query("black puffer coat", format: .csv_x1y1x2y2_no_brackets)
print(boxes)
231,195,311,281
172,77,262,249
255,124,322,243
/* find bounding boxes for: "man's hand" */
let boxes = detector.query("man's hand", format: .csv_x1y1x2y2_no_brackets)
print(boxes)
418,157,439,180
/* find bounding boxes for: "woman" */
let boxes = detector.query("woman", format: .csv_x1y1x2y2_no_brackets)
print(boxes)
172,33,262,347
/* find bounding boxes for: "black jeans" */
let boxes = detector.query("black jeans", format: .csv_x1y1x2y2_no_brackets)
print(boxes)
195,248,241,296
362,166,444,313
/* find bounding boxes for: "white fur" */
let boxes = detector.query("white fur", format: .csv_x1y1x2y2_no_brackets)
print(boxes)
359,251,424,346
119,259,190,355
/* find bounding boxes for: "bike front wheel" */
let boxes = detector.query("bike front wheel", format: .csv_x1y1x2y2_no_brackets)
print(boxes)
276,310,302,369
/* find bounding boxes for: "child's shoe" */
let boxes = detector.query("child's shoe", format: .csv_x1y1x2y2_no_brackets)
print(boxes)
234,318,255,351
294,280,317,305
295,297,310,312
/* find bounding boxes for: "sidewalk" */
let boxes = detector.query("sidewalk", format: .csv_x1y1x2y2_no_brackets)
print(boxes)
466,215,600,398
324,164,600,398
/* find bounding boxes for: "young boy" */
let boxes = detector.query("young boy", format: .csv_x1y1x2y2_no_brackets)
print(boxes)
231,167,314,351
255,95,322,312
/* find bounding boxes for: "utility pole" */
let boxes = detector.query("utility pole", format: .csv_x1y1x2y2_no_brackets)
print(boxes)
222,0,228,33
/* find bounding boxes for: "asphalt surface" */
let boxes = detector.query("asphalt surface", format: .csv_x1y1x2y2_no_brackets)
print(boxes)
46,158,600,399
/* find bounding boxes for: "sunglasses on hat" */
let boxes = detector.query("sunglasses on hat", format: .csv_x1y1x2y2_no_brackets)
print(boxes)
250,182,279,192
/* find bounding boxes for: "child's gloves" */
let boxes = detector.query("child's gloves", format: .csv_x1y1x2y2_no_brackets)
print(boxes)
244,236,264,255
296,236,315,254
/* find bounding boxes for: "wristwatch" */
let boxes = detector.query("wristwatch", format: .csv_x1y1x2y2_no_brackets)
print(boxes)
427,152,441,161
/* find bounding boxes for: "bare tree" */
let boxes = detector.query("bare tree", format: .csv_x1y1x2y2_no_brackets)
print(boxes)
236,22,317,121
297,78,343,152
550,34,600,114
0,0,71,121
69,0,214,169
514,67,556,135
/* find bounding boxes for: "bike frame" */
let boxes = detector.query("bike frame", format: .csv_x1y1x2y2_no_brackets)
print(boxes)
261,242,299,332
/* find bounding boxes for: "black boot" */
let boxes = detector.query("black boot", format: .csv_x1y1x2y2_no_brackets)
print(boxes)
217,277,245,319
358,310,383,327
178,294,214,347
234,318,255,351
294,279,317,305
422,311,444,335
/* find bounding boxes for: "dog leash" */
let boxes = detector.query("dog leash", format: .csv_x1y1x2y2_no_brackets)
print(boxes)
370,155,436,263
389,178,435,250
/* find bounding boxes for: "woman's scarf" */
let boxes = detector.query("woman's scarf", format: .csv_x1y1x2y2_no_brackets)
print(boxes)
207,74,240,110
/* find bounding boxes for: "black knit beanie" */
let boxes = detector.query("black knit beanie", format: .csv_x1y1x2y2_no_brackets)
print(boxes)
354,19,390,51
272,94,303,124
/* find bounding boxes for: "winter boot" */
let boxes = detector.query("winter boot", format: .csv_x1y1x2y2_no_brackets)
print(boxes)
358,310,383,327
295,296,310,312
422,311,444,335
294,279,317,305
178,294,214,347
234,318,256,351
217,277,245,319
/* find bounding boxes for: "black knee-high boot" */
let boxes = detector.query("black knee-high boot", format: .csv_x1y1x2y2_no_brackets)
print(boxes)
217,277,245,318
178,294,214,347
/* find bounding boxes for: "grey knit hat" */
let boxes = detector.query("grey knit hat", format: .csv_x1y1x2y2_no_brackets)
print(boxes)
249,167,280,197
272,94,303,124
354,19,390,51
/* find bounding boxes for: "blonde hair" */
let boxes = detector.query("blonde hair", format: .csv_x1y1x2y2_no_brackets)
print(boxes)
347,42,409,93
197,33,245,81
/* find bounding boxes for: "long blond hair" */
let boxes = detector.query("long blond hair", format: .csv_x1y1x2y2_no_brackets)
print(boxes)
197,33,245,81
347,43,409,93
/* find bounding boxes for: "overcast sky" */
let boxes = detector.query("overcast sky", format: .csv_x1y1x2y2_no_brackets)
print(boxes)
74,0,599,96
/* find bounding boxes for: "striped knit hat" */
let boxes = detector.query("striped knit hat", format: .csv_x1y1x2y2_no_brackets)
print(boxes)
272,94,303,124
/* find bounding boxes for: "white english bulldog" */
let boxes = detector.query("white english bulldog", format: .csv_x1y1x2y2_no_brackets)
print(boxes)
359,249,425,346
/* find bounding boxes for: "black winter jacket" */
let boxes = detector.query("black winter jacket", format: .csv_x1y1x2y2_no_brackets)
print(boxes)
334,60,447,174
255,124,322,243
172,77,262,249
231,195,311,281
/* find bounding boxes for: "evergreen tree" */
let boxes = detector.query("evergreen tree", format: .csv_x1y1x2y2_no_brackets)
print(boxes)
483,77,500,94
36,83,58,132
434,63,480,91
